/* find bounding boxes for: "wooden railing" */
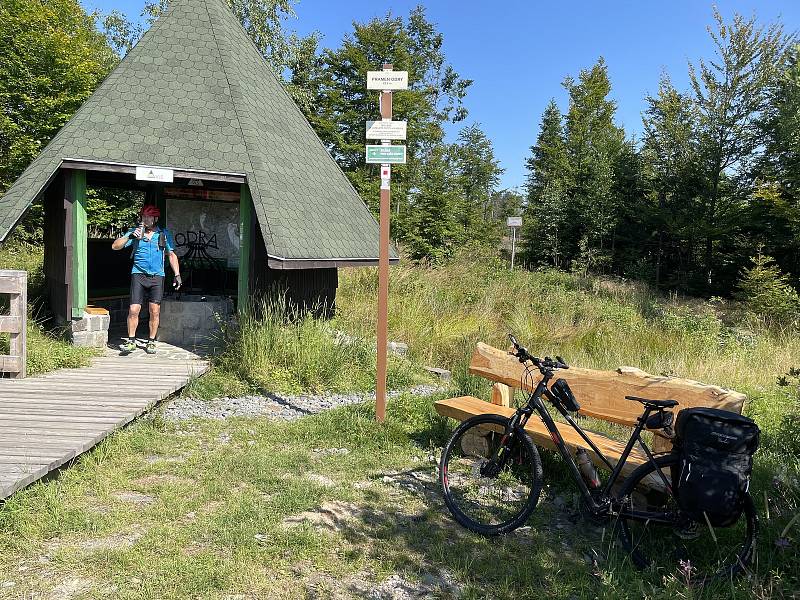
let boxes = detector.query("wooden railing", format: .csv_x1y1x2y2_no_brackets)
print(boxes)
0,270,26,379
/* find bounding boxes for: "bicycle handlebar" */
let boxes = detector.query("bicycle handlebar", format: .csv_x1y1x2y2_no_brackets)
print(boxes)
507,334,569,370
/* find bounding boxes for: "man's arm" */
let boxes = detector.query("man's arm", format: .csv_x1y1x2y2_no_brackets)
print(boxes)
168,251,181,288
112,228,139,251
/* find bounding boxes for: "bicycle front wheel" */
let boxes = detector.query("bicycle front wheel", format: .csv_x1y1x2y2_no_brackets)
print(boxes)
440,414,543,536
616,453,757,584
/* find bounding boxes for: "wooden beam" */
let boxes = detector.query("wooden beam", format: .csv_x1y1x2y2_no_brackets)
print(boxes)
71,170,87,319
0,270,26,378
238,185,252,309
0,356,22,373
267,257,400,270
469,342,747,424
0,316,22,334
0,274,25,294
61,159,247,184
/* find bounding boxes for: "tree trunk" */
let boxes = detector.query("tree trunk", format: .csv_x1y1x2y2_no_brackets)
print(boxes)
655,190,666,287
705,171,720,289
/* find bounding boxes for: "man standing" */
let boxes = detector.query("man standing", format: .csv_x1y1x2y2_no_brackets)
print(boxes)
111,204,181,354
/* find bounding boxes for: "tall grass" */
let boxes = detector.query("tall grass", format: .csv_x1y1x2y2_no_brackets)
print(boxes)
208,295,425,396
337,248,800,405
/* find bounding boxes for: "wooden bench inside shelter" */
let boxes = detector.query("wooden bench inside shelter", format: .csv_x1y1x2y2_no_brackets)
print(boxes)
435,343,747,481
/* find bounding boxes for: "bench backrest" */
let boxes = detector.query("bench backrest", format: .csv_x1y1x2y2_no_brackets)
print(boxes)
469,343,746,427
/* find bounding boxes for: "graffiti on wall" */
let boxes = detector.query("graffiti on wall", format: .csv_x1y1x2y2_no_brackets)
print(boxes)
166,198,240,268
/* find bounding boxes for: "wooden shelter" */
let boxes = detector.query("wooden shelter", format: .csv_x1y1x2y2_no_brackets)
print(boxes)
0,0,396,330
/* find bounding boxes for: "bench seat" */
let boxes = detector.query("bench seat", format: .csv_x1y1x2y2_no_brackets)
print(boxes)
435,396,650,480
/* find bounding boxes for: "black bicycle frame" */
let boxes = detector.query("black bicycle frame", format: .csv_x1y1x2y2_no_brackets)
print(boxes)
512,367,675,522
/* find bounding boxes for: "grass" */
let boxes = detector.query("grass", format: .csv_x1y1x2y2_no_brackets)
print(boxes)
1,244,799,597
0,394,796,599
0,239,98,376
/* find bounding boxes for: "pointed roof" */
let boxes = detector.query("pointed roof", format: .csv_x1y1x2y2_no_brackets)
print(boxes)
0,0,391,265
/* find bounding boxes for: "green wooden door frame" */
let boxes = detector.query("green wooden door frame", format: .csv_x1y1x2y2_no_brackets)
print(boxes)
238,185,252,310
71,170,87,319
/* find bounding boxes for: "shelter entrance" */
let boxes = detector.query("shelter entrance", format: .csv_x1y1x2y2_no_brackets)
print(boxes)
43,162,253,349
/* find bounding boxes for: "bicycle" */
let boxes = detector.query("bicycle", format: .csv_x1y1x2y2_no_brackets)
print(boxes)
439,334,757,583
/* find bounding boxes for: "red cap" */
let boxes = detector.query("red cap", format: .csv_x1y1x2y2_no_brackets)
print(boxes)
141,205,160,218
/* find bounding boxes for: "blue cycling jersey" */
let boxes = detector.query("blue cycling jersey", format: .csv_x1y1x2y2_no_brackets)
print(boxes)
123,226,175,277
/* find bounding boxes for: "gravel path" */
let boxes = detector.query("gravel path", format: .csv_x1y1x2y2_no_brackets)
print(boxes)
163,385,444,421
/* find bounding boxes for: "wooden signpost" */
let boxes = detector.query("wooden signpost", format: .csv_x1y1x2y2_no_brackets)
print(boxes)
367,64,408,422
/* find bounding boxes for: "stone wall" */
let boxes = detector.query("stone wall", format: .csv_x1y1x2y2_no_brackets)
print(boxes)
70,311,110,347
158,295,233,350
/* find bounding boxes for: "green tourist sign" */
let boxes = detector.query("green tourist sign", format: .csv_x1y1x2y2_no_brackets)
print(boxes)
365,145,407,164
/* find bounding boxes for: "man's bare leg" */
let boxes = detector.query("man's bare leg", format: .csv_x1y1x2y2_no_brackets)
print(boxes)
148,302,160,339
128,304,142,338
119,303,142,353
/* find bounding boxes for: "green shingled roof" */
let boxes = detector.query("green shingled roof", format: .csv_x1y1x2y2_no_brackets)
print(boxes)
0,0,392,264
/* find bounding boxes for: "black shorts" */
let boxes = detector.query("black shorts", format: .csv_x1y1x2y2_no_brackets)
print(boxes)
130,273,165,305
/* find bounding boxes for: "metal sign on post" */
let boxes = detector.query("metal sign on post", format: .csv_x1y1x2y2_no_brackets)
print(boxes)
367,70,409,90
366,145,407,164
366,120,408,140
507,216,522,270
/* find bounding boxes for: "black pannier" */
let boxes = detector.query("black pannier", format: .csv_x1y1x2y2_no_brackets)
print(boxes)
551,379,580,412
673,407,760,527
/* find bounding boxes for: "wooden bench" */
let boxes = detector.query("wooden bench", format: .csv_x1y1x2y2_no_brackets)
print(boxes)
435,343,746,481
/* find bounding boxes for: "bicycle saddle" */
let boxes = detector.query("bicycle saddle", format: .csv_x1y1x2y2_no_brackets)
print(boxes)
625,396,678,409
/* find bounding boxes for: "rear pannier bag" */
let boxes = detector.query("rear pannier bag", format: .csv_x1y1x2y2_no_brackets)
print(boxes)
673,407,760,527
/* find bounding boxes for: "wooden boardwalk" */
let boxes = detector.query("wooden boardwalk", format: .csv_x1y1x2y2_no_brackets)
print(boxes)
0,346,208,500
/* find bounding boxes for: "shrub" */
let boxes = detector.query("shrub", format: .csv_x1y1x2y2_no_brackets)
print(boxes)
735,253,800,330
775,368,800,455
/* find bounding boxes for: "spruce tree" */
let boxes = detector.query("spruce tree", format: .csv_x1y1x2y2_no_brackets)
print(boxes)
521,99,569,267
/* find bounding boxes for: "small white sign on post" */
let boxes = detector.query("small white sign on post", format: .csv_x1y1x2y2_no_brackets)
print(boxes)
380,165,391,190
135,166,174,183
366,120,408,140
507,216,523,228
367,71,409,90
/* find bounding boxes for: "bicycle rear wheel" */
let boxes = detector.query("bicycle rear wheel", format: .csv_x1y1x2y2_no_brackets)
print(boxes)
616,454,757,584
440,414,543,536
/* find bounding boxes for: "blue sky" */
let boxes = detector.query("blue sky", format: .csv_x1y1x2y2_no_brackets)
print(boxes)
80,0,800,190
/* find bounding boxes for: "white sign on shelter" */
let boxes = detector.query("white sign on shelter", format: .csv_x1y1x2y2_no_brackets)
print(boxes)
135,166,174,183
367,71,409,90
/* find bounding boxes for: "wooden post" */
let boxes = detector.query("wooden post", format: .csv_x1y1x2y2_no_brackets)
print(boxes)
0,270,27,378
510,227,517,270
70,169,87,319
238,185,252,311
491,382,512,407
375,63,393,423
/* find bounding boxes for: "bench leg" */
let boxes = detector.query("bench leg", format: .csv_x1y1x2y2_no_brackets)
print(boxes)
491,382,512,408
